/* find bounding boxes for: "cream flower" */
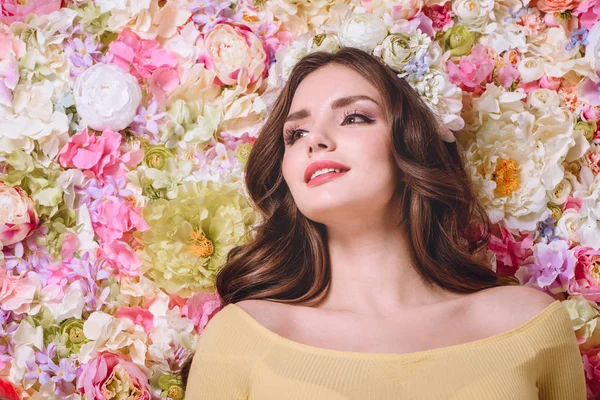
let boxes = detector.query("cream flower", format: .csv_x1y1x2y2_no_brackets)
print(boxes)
518,57,546,83
452,0,495,32
585,22,600,79
0,80,69,158
556,208,583,244
563,295,600,350
480,22,527,54
573,167,600,250
266,0,349,37
338,13,388,53
548,176,573,205
526,89,562,115
79,311,148,366
537,27,593,78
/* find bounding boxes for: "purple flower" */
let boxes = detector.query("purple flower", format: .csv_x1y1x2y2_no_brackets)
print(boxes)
65,36,102,77
3,242,31,274
190,0,233,33
133,100,167,139
515,240,577,294
49,358,78,383
566,27,589,51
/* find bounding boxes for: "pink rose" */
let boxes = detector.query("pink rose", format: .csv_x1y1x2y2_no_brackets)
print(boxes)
201,22,268,91
77,353,151,400
539,74,562,90
185,291,222,334
535,0,582,12
0,182,39,246
58,128,124,182
0,0,61,25
567,246,600,302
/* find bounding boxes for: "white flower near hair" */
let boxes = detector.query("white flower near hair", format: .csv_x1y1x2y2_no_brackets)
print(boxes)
74,63,142,131
338,13,388,53
452,0,496,33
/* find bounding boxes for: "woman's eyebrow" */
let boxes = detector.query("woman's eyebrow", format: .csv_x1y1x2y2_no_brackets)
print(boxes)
284,95,379,123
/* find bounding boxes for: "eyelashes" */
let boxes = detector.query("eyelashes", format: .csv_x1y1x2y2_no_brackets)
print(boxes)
283,110,376,146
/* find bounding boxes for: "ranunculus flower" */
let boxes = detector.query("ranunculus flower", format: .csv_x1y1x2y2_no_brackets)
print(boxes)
452,0,495,32
441,25,476,57
201,22,269,91
0,182,38,246
569,246,600,302
0,0,61,25
378,34,413,71
338,13,388,53
563,295,600,349
77,353,151,400
536,0,582,13
73,63,142,131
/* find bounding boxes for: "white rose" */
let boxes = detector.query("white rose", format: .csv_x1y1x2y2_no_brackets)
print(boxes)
548,176,572,205
556,208,582,244
379,34,413,71
518,57,545,83
527,89,561,114
74,63,142,131
338,13,388,53
452,0,495,32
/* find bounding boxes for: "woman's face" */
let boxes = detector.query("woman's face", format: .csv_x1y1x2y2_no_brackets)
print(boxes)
281,64,400,226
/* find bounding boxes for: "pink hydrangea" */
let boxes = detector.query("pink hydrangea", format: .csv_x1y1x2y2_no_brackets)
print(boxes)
115,306,154,334
582,349,600,397
0,0,61,25
568,246,600,302
77,353,151,400
101,240,145,278
446,44,494,94
93,197,149,244
108,28,179,105
573,0,600,29
58,128,125,183
515,240,577,295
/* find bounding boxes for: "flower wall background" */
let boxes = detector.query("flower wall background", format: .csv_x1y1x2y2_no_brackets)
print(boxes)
0,0,599,398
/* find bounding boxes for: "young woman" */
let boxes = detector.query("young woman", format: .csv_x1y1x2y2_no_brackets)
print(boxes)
181,47,587,399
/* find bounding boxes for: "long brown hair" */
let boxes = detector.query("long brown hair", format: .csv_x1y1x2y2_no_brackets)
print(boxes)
181,47,518,386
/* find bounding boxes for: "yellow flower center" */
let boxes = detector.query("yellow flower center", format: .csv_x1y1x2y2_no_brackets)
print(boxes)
189,229,214,258
243,14,259,22
467,1,476,11
492,158,520,197
148,154,163,168
591,257,600,283
69,327,85,343
167,385,183,399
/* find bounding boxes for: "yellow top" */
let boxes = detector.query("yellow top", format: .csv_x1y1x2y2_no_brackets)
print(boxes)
185,299,587,399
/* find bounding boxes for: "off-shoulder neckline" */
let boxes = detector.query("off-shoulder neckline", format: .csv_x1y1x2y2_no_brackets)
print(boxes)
225,299,562,360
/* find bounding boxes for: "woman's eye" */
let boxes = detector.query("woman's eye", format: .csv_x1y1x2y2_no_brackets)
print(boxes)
343,113,373,125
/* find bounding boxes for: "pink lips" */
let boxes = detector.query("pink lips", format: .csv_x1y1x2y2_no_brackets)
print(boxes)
307,170,349,187
304,159,351,184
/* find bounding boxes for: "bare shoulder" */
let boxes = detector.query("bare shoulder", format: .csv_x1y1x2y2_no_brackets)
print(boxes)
233,299,289,333
468,285,558,335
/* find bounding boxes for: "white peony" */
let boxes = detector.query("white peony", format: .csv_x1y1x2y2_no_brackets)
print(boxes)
556,208,583,245
527,89,561,114
338,13,388,53
452,0,495,32
536,28,592,79
73,63,142,131
573,167,600,250
585,22,600,81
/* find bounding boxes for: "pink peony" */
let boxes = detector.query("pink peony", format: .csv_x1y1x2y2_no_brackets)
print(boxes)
115,306,154,333
446,44,494,94
488,223,535,277
77,353,151,400
0,182,39,246
101,240,144,278
0,0,61,25
200,22,269,92
0,270,39,314
568,246,600,302
185,291,222,334
108,28,179,105
573,0,600,29
58,128,124,183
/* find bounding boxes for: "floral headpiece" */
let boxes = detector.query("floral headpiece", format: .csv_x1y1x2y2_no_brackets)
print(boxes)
266,12,462,143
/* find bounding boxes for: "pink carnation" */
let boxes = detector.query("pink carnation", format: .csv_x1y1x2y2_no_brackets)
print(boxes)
0,0,61,25
488,223,535,277
77,353,151,400
446,44,494,94
185,291,222,334
108,28,179,105
58,128,124,183
422,4,454,32
567,246,600,302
